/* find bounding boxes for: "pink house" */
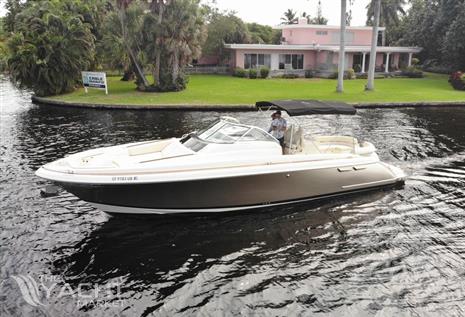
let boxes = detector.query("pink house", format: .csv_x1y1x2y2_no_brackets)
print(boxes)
225,18,421,76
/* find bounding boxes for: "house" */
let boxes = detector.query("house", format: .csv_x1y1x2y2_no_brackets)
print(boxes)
224,18,421,77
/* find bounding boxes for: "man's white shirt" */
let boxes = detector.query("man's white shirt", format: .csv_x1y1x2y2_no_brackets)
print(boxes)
271,118,287,139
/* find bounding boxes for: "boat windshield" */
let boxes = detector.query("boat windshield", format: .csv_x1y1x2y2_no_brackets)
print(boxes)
196,121,276,144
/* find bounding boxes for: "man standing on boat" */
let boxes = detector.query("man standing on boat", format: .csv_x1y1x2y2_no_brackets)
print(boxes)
269,110,287,152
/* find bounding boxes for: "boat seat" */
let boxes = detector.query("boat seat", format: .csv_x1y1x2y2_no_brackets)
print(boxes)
314,136,359,146
302,140,321,154
284,124,303,154
128,139,173,156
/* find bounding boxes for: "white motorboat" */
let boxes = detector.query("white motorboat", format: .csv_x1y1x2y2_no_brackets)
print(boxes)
36,100,405,215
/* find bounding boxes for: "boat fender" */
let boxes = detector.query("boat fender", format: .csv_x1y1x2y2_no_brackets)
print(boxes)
40,185,60,198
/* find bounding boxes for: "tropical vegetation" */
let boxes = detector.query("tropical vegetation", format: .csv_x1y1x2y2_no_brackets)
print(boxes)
3,0,292,96
0,17,7,72
3,0,465,98
202,12,251,64
366,0,406,45
140,0,206,92
281,9,299,25
7,1,96,96
247,23,281,45
392,0,465,72
281,1,329,26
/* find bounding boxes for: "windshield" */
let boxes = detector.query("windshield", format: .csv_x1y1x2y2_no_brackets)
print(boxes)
185,121,277,146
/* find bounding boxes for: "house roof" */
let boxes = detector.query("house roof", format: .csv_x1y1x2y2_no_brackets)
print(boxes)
275,24,386,31
224,44,422,53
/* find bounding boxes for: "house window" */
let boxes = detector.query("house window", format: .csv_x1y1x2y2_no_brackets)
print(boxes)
244,54,271,69
377,30,384,46
316,30,328,36
279,54,304,70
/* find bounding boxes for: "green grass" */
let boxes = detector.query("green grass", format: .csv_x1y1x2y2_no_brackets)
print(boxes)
49,73,465,106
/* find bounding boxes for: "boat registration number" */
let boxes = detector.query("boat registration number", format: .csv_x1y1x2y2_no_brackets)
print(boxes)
111,176,139,181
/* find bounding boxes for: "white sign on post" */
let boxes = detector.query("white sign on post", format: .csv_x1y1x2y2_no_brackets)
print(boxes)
81,71,108,95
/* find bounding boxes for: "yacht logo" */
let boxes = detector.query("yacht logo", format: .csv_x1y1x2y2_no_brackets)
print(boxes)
11,275,44,307
10,274,126,308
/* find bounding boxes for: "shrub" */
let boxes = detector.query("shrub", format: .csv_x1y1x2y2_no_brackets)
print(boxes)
328,72,338,79
356,73,385,80
233,67,246,78
401,66,423,78
353,64,362,73
259,67,270,78
304,70,314,78
249,68,258,79
7,1,95,96
282,73,299,79
449,71,465,90
328,70,355,80
411,58,420,66
0,42,8,72
347,68,356,80
422,59,453,74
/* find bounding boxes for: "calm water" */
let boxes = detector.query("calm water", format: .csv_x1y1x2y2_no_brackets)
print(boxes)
1,76,465,316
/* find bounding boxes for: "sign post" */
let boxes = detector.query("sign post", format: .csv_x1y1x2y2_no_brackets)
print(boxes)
81,71,108,95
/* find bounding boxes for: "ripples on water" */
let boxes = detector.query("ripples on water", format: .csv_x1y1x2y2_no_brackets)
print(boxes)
1,76,465,316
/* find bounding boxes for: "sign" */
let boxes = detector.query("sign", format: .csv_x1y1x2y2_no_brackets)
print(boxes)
81,71,108,94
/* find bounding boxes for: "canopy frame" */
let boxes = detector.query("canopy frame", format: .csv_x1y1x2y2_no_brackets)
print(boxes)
256,100,357,117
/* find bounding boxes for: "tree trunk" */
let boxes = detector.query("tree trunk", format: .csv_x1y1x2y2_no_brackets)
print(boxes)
366,0,381,91
121,65,134,81
127,47,150,88
152,0,164,86
337,0,347,93
172,50,179,85
119,6,149,88
154,51,161,84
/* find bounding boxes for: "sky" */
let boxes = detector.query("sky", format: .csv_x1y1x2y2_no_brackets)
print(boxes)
0,0,371,26
208,0,371,26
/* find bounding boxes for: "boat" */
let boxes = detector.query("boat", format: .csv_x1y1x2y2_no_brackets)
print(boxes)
35,100,406,215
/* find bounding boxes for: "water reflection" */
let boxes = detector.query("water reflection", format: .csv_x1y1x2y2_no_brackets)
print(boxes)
1,76,465,316
52,191,392,316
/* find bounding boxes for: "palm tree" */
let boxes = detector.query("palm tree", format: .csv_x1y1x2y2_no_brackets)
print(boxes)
337,0,347,93
313,0,328,25
144,0,206,91
281,9,298,25
366,0,381,91
302,11,311,24
366,0,406,27
8,1,95,96
100,4,146,81
116,0,150,88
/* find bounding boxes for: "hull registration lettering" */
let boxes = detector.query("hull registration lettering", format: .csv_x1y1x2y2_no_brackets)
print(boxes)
112,176,138,181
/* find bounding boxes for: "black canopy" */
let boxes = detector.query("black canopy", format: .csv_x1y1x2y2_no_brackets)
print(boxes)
256,100,356,116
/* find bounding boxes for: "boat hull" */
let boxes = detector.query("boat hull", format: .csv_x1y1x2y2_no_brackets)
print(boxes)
56,162,405,214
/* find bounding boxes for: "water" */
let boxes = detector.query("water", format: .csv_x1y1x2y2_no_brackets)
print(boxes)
1,75,465,316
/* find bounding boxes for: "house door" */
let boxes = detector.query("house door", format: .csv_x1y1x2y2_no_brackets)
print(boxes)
352,54,363,72
399,53,409,69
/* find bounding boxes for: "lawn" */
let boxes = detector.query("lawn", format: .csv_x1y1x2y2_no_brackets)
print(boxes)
49,73,465,106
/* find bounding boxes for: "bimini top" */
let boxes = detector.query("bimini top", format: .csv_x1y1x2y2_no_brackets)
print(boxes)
256,100,356,116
